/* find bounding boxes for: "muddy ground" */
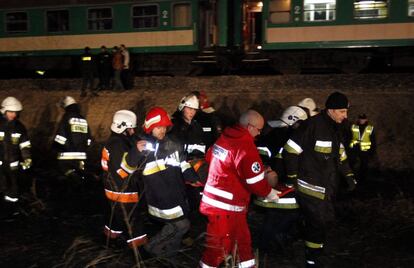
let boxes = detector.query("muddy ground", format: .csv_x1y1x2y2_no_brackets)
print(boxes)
0,169,413,268
0,74,413,267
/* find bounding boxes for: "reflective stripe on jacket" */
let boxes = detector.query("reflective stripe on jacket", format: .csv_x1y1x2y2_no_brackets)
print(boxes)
350,124,373,151
283,111,354,199
200,125,272,216
140,134,198,221
0,117,31,166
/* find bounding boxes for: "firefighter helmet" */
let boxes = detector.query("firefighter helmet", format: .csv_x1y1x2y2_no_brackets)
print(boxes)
143,107,173,134
178,94,199,111
198,91,212,110
1,96,23,114
111,110,137,134
281,106,308,126
59,96,76,108
298,98,318,116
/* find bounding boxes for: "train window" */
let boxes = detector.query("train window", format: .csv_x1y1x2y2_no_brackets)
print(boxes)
303,0,336,22
354,0,388,19
132,5,159,28
5,12,28,33
409,0,414,16
47,10,69,32
88,8,112,31
173,3,191,27
269,0,291,24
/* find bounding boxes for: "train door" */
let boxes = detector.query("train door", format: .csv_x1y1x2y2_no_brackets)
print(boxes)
243,1,263,51
199,0,218,48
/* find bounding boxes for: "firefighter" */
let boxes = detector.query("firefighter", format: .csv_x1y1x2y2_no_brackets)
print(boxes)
139,107,200,258
298,97,319,117
283,92,357,267
80,46,97,97
170,93,206,214
349,114,376,182
101,110,148,249
255,106,308,264
171,93,206,160
199,110,280,268
54,96,91,179
192,90,223,150
0,97,32,216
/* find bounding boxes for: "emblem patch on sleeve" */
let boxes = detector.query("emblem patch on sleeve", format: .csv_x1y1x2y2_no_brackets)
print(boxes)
251,162,261,173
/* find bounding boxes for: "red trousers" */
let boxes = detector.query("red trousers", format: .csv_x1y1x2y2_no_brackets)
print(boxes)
200,213,255,268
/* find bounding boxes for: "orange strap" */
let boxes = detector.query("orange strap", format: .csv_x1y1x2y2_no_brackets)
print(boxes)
105,190,139,203
101,148,110,171
117,168,129,179
192,159,205,172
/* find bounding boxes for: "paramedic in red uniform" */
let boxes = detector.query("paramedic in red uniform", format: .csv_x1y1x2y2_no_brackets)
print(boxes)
199,109,280,268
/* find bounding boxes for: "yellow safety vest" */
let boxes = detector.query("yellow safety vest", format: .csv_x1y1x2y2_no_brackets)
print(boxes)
82,56,92,61
350,124,373,151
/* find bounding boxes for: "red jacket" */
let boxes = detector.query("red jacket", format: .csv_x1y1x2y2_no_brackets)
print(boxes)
200,125,272,215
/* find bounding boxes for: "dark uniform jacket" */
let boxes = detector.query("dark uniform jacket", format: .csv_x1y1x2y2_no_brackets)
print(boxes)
139,134,199,222
194,110,223,150
283,111,354,200
170,112,206,160
256,125,292,173
0,116,31,169
80,51,95,73
54,104,91,160
255,125,300,209
101,133,145,201
97,51,112,71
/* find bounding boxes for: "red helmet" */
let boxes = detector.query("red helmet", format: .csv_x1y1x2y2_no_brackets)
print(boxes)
198,91,211,110
143,107,173,134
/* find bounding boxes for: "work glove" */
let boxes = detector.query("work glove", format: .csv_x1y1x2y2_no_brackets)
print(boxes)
345,175,357,192
265,188,281,203
21,158,32,170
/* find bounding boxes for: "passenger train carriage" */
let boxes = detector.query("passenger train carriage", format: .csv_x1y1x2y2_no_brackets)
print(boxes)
0,0,413,77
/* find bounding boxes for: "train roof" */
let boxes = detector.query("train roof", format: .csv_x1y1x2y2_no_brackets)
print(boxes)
0,0,136,9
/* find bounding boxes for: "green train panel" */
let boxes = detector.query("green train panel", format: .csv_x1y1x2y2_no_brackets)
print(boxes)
260,0,414,50
0,0,200,56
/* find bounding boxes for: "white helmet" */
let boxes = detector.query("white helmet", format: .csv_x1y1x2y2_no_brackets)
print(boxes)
280,106,308,126
178,94,199,111
59,96,76,108
111,110,137,134
1,96,23,114
298,98,318,116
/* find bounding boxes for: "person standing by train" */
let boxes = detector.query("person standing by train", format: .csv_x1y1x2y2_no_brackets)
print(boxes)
120,44,133,90
0,97,32,217
80,46,97,97
101,110,148,249
199,109,280,268
96,45,112,91
283,92,357,267
112,46,125,91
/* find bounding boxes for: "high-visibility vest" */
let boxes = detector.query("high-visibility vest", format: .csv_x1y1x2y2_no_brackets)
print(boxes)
350,124,373,151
